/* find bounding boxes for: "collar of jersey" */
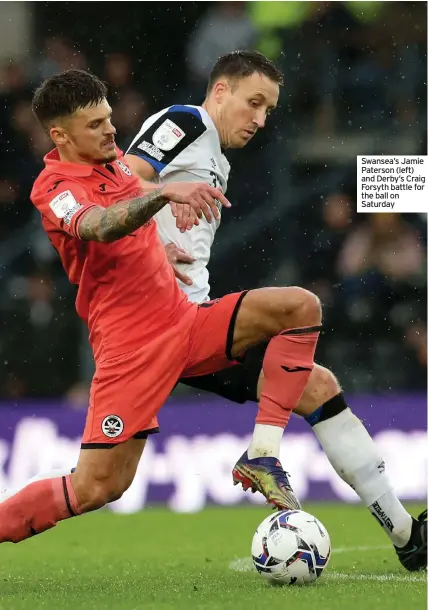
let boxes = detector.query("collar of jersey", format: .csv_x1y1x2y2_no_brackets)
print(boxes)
198,106,226,155
44,148,99,177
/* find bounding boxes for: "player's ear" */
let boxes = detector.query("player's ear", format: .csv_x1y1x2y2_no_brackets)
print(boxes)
49,125,67,146
213,80,229,103
49,122,68,146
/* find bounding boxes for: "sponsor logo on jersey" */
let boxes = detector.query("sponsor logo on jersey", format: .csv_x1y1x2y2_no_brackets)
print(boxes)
117,159,132,176
49,190,83,225
137,140,165,161
152,119,185,151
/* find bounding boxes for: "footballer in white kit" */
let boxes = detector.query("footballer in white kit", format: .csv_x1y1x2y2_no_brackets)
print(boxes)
127,104,230,304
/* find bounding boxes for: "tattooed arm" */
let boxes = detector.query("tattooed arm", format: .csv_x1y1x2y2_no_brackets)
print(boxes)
78,189,167,242
78,182,231,243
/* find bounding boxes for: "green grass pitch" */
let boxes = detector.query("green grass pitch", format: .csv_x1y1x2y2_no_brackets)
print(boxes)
0,504,426,610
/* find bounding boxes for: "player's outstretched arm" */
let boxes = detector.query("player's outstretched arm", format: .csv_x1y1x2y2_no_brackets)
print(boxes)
78,182,229,243
78,188,167,242
126,153,199,232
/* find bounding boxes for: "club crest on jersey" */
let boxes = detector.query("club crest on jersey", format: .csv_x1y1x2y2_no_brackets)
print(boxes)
152,119,185,151
117,160,132,176
101,415,124,438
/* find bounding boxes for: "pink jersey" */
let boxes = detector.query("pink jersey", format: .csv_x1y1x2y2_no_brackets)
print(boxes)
31,149,196,362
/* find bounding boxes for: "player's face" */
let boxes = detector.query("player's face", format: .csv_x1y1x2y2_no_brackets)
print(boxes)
51,99,117,165
218,73,279,148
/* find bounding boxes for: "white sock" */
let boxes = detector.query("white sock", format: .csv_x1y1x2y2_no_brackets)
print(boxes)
313,408,412,547
247,424,283,459
0,467,73,503
369,491,414,547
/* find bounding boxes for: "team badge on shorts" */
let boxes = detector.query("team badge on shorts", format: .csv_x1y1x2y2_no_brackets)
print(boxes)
116,160,132,176
102,415,124,438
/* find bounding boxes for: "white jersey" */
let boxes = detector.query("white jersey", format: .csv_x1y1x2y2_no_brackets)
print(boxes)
127,105,230,303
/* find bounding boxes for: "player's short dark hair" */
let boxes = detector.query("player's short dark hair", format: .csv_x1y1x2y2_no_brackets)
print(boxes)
207,50,284,92
32,69,108,128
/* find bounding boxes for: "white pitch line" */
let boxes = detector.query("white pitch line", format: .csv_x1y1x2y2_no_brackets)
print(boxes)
334,544,391,554
229,557,253,572
230,544,390,571
327,572,426,583
229,546,427,583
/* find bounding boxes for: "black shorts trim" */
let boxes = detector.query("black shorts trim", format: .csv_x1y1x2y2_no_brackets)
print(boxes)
80,426,160,449
226,290,249,361
134,427,160,439
62,475,76,517
281,325,322,335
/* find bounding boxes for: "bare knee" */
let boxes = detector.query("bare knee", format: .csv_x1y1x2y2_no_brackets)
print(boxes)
294,365,341,417
69,437,145,513
258,286,322,336
282,287,322,329
71,469,134,512
230,286,322,359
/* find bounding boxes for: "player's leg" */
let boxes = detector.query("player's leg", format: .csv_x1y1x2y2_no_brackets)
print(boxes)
71,438,145,511
0,332,186,543
0,437,146,543
227,287,322,509
182,343,426,571
180,342,268,404
0,422,159,504
291,365,427,571
0,468,74,503
241,360,426,571
185,287,321,509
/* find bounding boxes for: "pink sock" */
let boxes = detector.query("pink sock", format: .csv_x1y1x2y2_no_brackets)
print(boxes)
0,475,81,544
257,326,320,427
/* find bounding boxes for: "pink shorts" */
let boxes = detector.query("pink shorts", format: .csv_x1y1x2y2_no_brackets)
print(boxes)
81,291,247,447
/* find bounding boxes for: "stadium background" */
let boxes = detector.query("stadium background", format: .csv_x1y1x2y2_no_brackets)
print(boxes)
0,1,426,511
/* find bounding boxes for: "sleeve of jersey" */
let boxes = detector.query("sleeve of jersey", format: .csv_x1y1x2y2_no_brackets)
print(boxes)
126,107,207,173
32,179,97,238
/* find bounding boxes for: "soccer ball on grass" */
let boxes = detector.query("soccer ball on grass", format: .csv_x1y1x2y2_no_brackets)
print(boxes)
252,509,331,585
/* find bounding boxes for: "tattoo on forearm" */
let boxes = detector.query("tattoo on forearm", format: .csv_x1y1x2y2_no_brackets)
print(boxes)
79,188,168,242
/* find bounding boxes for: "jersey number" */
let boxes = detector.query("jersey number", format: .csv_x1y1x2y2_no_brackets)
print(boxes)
209,171,222,213
209,171,219,189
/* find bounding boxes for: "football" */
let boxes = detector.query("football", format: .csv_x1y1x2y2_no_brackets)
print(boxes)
251,509,331,585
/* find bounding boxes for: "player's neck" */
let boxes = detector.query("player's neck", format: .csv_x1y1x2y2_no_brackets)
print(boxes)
202,100,227,150
57,148,103,167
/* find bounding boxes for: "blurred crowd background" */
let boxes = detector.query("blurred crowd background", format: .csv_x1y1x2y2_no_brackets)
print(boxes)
0,1,426,404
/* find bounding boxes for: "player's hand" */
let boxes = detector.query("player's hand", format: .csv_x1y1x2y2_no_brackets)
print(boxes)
164,242,195,286
162,182,231,224
170,202,200,233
